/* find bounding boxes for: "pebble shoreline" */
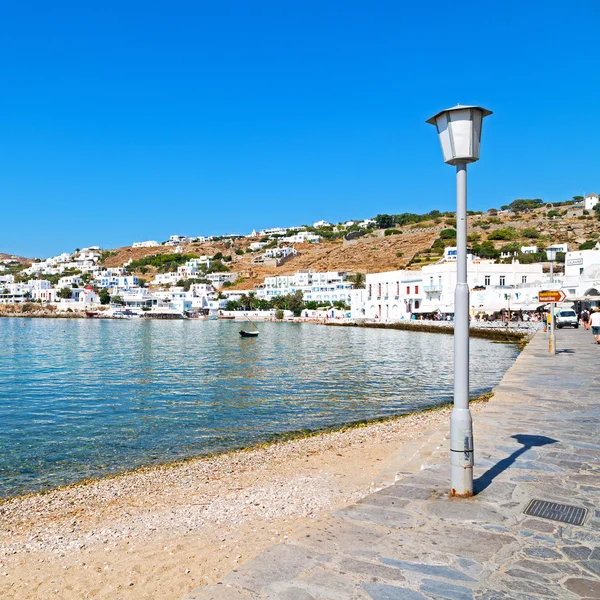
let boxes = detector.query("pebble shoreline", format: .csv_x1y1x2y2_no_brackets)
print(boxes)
0,403,475,558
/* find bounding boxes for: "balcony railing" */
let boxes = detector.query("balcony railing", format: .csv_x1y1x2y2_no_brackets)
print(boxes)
424,285,442,293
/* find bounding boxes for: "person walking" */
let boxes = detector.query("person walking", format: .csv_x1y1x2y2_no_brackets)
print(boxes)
581,308,591,330
590,307,600,344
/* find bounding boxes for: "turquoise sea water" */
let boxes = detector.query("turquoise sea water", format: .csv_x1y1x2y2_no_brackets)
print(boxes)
0,319,519,498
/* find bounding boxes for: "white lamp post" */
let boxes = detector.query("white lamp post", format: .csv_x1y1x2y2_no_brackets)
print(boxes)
427,104,492,497
546,247,557,355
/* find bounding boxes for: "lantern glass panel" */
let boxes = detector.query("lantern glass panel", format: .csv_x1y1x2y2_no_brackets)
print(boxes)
435,112,453,163
448,109,474,160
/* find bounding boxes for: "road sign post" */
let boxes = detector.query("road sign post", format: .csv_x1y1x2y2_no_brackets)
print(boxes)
538,290,566,303
539,290,566,355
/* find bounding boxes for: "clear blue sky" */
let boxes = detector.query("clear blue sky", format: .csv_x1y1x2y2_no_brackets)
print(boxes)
1,1,599,257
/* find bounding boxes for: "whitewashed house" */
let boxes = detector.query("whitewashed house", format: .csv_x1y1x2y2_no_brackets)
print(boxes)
255,271,353,304
58,275,83,288
563,249,600,299
547,243,569,254
206,272,238,288
280,231,322,244
264,247,297,259
521,245,538,254
248,241,266,251
584,193,599,211
352,259,544,319
151,273,180,286
132,240,159,248
176,256,212,278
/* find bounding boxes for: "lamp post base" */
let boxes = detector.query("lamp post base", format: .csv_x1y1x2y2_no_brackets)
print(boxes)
450,407,474,497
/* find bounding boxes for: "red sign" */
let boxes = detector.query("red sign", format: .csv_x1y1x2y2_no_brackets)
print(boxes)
538,290,566,303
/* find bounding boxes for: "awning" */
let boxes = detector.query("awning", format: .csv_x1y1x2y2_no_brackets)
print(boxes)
565,295,600,301
413,303,454,314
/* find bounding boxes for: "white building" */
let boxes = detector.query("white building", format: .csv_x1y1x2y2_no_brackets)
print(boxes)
255,271,353,304
206,272,238,288
313,220,331,229
547,243,569,254
94,274,139,290
176,256,212,278
258,227,289,237
521,245,538,254
58,275,83,288
166,235,194,246
352,259,544,319
584,193,599,211
280,231,322,244
151,273,180,286
264,247,297,259
444,247,476,262
358,219,376,228
248,241,266,251
354,271,425,319
132,240,159,248
0,283,31,303
563,249,600,299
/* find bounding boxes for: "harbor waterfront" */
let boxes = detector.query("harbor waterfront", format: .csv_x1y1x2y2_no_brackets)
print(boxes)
0,318,519,499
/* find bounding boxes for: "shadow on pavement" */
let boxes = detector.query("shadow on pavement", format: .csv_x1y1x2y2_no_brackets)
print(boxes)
474,434,558,494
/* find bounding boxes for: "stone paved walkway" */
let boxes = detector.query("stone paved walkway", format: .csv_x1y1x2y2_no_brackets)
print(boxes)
184,329,600,599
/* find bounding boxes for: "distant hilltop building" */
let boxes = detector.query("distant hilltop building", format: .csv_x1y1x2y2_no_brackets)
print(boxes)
584,193,599,211
132,240,159,248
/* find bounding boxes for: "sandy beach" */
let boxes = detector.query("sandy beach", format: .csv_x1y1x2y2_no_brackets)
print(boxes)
0,402,491,600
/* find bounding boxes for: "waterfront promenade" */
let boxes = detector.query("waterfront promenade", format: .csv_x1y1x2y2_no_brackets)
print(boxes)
185,329,600,599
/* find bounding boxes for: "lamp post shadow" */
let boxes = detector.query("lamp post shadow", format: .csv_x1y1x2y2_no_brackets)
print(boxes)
474,434,558,495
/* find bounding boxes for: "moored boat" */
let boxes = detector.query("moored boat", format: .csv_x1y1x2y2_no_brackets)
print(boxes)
239,330,259,337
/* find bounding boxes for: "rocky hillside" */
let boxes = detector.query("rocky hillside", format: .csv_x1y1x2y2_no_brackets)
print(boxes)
6,202,598,289
101,203,600,290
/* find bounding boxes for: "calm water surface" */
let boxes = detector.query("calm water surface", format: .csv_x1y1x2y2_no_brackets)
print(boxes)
0,319,519,498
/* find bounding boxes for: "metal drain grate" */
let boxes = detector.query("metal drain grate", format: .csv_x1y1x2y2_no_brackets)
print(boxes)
524,499,587,526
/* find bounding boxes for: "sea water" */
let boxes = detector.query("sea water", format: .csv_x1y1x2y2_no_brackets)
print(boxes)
0,318,519,498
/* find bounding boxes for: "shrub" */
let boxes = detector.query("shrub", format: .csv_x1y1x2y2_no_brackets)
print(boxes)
439,228,457,239
547,210,560,218
520,228,540,239
235,249,244,255
275,309,284,320
579,241,596,250
396,251,404,258
467,233,481,243
384,228,402,236
488,228,518,241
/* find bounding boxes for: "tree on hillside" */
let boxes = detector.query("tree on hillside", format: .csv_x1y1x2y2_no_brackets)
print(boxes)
99,289,111,305
375,214,395,229
58,287,72,299
508,199,543,212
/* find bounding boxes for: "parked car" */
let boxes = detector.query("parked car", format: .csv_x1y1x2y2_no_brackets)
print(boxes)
556,309,579,329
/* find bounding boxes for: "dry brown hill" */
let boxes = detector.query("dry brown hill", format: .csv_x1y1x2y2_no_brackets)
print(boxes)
95,204,600,291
